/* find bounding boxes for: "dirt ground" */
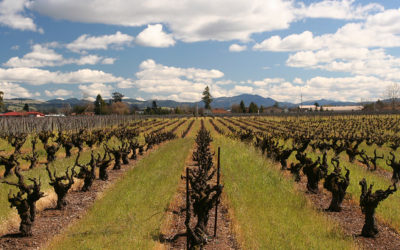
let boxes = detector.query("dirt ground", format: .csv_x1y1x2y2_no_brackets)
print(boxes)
157,142,238,250
292,170,400,250
0,145,160,250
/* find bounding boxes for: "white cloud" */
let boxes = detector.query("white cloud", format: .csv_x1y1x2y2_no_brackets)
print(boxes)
241,75,395,103
135,24,175,47
0,81,40,99
255,8,400,53
4,44,63,68
119,59,224,101
293,77,303,84
75,55,102,65
295,0,383,20
0,0,40,32
101,57,116,65
4,44,116,67
66,31,134,52
32,0,295,42
31,0,383,42
252,77,285,87
78,83,113,99
253,31,318,51
286,47,400,80
0,67,124,85
44,89,73,97
229,44,247,52
250,9,400,82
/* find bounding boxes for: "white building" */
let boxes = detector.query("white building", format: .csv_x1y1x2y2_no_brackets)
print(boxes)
299,105,363,112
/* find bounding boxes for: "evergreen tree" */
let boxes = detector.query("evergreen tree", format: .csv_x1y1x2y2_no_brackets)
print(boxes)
260,105,264,113
0,91,4,112
112,92,124,103
202,86,213,109
239,100,246,113
249,102,259,113
23,103,29,112
152,100,158,109
94,94,106,115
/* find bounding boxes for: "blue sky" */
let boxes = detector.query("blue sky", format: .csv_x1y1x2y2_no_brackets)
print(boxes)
0,0,399,103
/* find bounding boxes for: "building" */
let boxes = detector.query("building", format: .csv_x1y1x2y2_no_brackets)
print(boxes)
212,108,230,114
0,111,45,117
298,105,363,112
323,106,364,111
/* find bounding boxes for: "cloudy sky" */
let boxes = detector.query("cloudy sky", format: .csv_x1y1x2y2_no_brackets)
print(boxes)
0,0,399,103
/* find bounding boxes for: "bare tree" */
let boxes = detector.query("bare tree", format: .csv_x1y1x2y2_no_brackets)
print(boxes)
385,82,400,110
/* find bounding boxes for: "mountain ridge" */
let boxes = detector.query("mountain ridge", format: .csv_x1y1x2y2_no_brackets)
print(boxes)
4,95,362,110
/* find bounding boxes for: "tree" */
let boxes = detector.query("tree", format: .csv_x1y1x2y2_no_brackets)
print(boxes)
314,102,320,111
260,105,264,113
111,102,130,115
202,86,212,110
152,100,158,109
112,92,124,103
385,83,400,110
0,91,4,112
239,100,246,113
248,102,258,113
94,94,107,115
61,103,72,115
23,103,29,112
231,104,241,113
273,101,279,108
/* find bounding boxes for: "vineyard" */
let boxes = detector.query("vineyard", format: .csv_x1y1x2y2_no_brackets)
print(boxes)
0,114,400,249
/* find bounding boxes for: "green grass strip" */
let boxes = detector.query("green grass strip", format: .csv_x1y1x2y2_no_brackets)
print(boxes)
47,137,194,250
212,135,355,249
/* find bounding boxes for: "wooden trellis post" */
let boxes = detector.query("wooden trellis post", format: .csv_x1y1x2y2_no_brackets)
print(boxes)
214,147,221,237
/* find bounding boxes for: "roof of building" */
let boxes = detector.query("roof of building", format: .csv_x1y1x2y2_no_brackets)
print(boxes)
212,108,230,114
0,111,45,117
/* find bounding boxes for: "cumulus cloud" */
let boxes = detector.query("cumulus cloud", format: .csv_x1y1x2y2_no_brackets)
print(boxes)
252,78,285,87
4,44,116,67
0,0,41,32
135,24,175,47
0,81,40,98
253,31,318,51
295,0,383,20
293,77,303,84
66,31,134,52
0,67,124,85
44,89,73,97
118,59,224,101
4,44,62,68
32,0,295,42
286,47,400,80
31,0,384,42
240,75,393,103
255,8,400,53
229,44,247,52
78,83,113,99
101,57,116,65
251,8,400,82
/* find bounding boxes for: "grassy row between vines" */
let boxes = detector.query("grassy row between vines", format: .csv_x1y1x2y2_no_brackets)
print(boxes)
219,117,400,233
203,119,355,249
0,118,187,228
46,119,199,249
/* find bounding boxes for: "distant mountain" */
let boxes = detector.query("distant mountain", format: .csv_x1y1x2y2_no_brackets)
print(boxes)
122,99,193,109
46,98,90,105
300,99,360,106
208,94,276,109
3,95,364,112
